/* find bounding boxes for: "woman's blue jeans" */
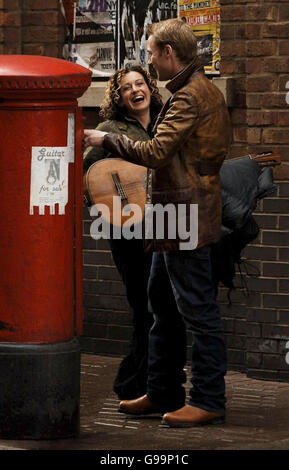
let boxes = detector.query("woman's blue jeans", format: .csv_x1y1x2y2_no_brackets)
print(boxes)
146,246,227,414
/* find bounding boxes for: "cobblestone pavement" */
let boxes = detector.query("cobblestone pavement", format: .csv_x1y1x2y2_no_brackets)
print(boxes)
1,354,289,451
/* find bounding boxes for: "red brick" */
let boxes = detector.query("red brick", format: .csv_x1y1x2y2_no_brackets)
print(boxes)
279,182,289,197
23,0,59,9
280,75,289,91
278,112,289,126
245,58,263,74
22,26,61,43
245,24,262,39
3,0,19,7
246,40,277,57
22,44,45,55
280,40,289,55
220,24,235,39
22,11,63,26
263,22,289,38
43,44,63,58
272,163,289,181
261,92,287,108
263,129,289,144
264,294,289,309
3,26,22,43
0,12,21,26
220,40,246,57
228,145,249,158
274,146,289,164
279,4,289,21
234,59,246,74
44,11,63,26
22,12,47,25
247,128,261,144
247,111,277,126
246,93,262,109
234,24,246,39
263,230,289,246
220,59,234,74
3,43,21,53
264,58,289,74
220,6,246,21
246,6,278,21
246,75,278,93
233,127,247,143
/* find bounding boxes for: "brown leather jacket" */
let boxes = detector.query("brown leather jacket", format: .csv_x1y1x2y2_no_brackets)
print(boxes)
103,58,231,251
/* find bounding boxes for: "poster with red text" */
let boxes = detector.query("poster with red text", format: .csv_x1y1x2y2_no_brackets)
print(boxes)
178,0,221,74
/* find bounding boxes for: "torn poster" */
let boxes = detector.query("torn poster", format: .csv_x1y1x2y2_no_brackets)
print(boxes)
30,147,69,216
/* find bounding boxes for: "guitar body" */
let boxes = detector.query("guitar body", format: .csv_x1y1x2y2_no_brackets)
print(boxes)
84,151,281,228
84,158,147,227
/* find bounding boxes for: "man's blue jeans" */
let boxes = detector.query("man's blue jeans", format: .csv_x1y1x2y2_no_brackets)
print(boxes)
146,246,227,414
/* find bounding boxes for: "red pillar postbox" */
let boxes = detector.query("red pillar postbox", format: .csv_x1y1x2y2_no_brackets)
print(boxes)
0,55,91,439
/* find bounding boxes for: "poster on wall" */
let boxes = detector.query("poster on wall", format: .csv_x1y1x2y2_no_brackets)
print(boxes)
178,0,220,74
119,0,178,69
61,0,177,77
61,0,117,77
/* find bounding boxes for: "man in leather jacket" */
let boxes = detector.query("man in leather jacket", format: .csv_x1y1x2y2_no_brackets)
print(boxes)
84,18,231,427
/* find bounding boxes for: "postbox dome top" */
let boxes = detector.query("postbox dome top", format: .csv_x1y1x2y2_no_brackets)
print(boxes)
0,55,92,99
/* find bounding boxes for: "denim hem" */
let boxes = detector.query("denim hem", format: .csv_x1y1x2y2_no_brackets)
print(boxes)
188,400,226,415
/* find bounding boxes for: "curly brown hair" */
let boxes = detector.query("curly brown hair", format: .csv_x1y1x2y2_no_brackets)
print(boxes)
99,64,163,121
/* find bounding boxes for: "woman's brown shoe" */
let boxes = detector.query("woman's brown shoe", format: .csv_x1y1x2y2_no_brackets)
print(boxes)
118,394,163,416
162,404,225,427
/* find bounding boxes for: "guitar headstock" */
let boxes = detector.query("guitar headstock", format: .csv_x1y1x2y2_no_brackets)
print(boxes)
249,150,281,167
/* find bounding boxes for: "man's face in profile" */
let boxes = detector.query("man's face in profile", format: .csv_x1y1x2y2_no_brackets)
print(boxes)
147,35,172,82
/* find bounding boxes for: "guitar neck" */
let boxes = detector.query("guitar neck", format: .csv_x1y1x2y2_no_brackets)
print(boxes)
250,151,281,167
225,151,281,168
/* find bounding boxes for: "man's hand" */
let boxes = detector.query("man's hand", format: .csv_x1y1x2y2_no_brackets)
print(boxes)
83,129,108,149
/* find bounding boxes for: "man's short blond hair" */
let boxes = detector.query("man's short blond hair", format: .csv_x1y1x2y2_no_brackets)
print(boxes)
147,19,197,65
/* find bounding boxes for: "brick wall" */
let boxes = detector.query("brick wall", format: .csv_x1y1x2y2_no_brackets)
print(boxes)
219,0,289,381
81,234,134,355
0,0,65,56
80,111,132,354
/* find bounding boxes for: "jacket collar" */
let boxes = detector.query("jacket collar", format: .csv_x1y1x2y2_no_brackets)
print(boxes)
166,56,204,94
115,113,154,137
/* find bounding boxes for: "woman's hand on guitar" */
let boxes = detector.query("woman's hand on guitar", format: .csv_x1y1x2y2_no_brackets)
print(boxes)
83,129,108,149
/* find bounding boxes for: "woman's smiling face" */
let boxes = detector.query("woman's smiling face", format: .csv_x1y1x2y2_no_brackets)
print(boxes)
119,71,151,117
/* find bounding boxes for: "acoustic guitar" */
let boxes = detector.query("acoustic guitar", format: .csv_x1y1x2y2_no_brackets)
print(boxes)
84,158,147,226
83,151,281,227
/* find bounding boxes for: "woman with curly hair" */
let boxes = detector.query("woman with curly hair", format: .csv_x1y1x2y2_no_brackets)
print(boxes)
83,64,163,399
84,64,163,170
